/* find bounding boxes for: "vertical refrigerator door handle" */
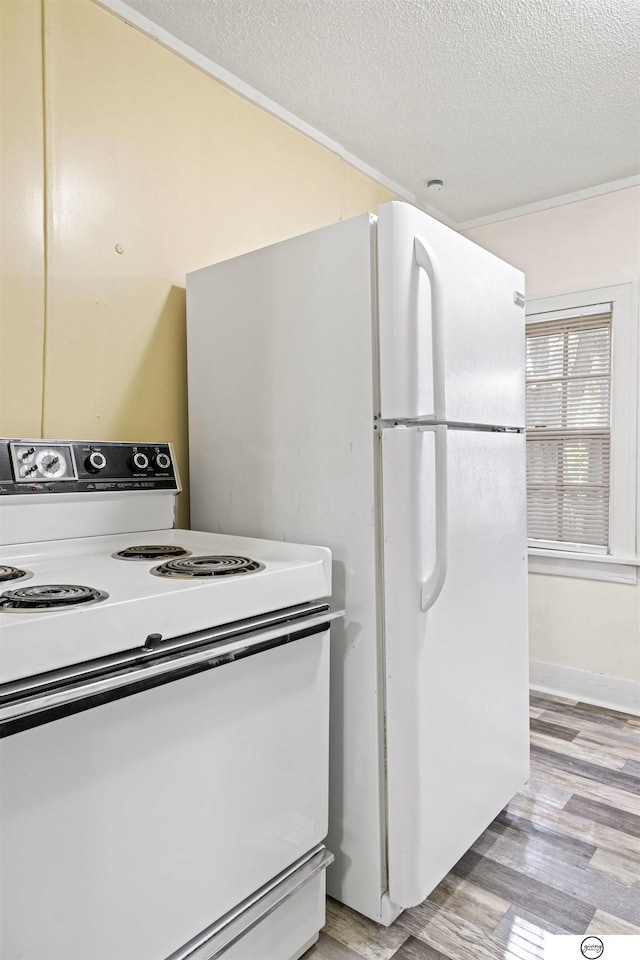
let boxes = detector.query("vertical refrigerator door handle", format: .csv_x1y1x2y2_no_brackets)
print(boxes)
420,425,448,612
414,235,445,420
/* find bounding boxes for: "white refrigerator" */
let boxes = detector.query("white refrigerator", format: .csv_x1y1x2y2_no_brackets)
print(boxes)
186,202,530,925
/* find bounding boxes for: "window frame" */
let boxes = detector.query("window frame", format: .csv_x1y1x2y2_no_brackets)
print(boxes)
525,282,639,584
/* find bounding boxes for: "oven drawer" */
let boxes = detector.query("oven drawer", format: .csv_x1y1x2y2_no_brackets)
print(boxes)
0,626,330,960
171,844,332,960
217,864,326,960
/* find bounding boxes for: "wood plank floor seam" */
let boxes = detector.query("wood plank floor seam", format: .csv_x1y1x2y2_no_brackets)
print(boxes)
306,691,640,960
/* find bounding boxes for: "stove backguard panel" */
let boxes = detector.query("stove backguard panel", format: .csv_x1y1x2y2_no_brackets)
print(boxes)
0,439,180,545
0,440,178,496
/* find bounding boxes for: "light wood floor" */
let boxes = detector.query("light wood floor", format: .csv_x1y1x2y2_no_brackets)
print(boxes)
307,691,640,959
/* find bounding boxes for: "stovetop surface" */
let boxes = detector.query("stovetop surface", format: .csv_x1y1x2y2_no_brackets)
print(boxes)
0,529,326,606
0,529,331,685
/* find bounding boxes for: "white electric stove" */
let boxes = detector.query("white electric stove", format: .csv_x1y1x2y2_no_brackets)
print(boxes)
0,438,338,960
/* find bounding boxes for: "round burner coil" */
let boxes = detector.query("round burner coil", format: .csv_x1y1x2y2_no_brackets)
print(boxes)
0,583,109,611
0,565,33,584
113,545,191,561
150,555,265,579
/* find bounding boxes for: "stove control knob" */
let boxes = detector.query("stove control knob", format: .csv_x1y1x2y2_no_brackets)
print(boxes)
130,451,149,472
85,451,107,474
153,452,171,471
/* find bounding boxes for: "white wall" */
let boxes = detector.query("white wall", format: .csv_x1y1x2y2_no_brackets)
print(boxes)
464,187,640,713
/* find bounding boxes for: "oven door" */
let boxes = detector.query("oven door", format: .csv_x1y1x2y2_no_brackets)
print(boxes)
0,608,336,960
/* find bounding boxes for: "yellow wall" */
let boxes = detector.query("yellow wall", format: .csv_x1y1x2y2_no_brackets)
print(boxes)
0,0,45,438
1,0,394,525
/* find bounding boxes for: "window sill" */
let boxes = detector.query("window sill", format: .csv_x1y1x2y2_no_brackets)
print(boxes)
528,548,639,584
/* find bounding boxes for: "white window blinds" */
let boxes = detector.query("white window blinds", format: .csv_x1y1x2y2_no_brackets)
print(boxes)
525,310,612,548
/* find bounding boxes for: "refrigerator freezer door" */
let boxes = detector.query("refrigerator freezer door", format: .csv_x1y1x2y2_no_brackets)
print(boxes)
381,426,529,909
377,202,526,426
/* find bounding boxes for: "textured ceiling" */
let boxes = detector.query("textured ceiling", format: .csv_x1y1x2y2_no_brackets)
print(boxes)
113,0,640,223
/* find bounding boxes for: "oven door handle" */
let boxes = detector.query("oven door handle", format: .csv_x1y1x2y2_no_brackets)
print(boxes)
0,608,343,737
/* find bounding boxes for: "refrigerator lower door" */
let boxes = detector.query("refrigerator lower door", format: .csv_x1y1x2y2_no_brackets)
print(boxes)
377,201,525,426
381,425,529,909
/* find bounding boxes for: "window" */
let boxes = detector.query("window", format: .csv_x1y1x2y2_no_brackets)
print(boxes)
525,283,638,583
526,308,611,550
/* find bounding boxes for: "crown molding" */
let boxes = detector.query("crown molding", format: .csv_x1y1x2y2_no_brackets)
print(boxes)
94,1,640,236
458,175,640,232
95,0,457,229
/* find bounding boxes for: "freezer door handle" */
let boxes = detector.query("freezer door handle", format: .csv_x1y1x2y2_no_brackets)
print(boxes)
414,235,445,420
420,425,448,612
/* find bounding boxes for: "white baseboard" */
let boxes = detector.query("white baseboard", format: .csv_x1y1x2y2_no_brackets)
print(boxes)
530,659,640,717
